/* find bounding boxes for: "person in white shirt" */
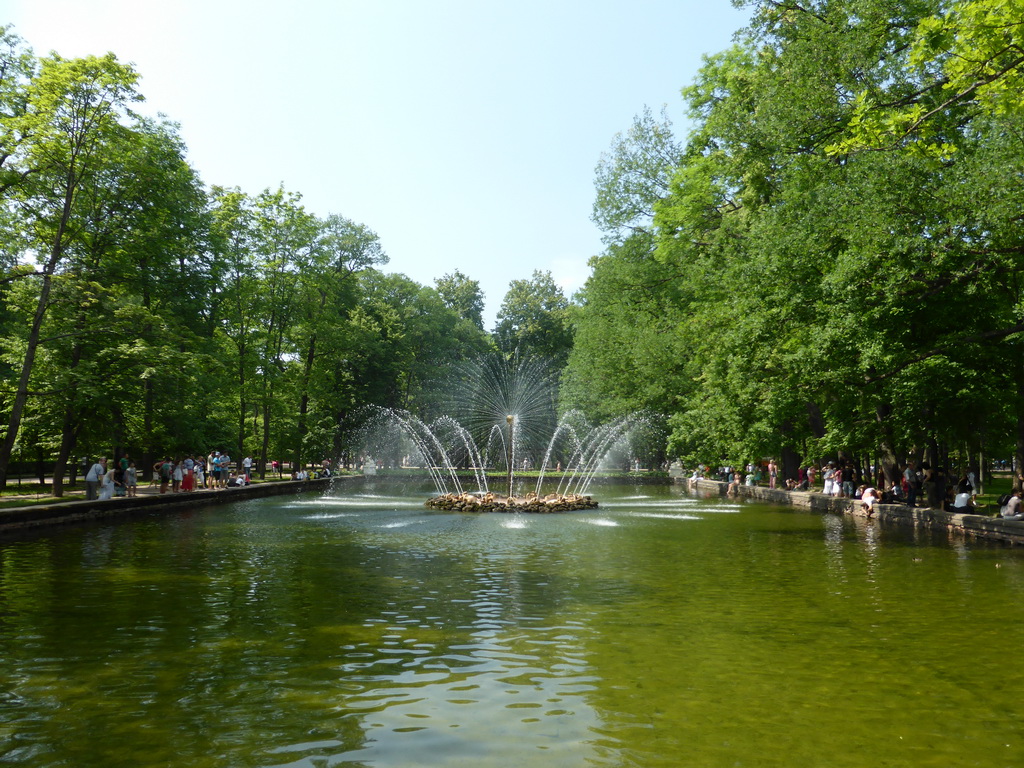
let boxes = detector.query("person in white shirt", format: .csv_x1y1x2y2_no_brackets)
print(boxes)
1001,490,1023,520
861,486,879,516
99,465,116,501
85,458,106,500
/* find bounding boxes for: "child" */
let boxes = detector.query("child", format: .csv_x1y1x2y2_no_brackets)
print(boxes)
125,461,137,497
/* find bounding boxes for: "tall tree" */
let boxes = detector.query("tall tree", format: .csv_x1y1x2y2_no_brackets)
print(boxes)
0,52,142,487
434,270,485,330
493,270,574,368
291,214,386,472
591,105,682,243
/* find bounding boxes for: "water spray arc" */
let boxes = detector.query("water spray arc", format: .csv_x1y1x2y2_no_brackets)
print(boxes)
357,351,647,513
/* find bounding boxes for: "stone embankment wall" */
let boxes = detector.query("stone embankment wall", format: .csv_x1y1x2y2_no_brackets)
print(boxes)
687,478,1024,546
0,477,351,534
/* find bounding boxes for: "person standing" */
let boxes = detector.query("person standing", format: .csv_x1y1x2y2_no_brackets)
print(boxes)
218,453,231,488
842,464,856,498
767,459,778,489
171,459,183,493
903,461,918,507
85,457,106,500
242,455,252,482
823,463,835,496
154,457,172,494
181,456,194,492
193,457,205,490
125,461,138,497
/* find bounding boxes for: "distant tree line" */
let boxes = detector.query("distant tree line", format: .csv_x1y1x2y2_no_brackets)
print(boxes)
562,0,1024,483
0,27,578,493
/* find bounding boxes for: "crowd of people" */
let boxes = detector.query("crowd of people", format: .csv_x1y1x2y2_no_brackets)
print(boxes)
83,451,252,499
151,452,253,494
81,453,335,500
696,459,988,515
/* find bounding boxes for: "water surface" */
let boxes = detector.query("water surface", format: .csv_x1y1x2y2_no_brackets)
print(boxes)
1,482,1022,767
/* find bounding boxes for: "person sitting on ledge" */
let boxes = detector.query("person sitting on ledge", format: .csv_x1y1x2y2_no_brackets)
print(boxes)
882,483,903,504
1000,490,1023,520
952,482,974,510
727,471,743,496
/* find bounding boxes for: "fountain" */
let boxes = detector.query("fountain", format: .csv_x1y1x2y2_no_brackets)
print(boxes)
357,352,643,513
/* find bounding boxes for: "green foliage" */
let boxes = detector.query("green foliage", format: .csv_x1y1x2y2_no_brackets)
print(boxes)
828,0,1024,154
434,270,485,330
592,106,682,242
0,34,496,484
568,0,1024,476
494,270,574,368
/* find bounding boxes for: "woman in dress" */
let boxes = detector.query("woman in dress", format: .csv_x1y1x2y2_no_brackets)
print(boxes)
99,464,116,500
125,461,137,497
181,457,194,492
193,457,205,490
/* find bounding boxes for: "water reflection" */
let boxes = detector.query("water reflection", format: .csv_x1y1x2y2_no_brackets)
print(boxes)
1,485,1024,767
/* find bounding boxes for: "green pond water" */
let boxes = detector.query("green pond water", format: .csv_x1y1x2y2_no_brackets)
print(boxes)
1,480,1023,767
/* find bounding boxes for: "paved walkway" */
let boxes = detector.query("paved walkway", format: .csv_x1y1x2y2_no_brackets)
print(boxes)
688,477,1024,546
2,475,294,502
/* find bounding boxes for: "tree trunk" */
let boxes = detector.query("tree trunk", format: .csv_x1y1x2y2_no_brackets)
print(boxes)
295,333,317,472
141,376,154,482
0,177,76,488
235,330,248,461
52,411,81,498
51,328,88,497
333,409,349,465
1016,359,1024,492
873,401,901,484
261,399,272,478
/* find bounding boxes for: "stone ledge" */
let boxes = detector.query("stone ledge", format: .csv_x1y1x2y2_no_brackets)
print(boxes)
0,477,352,534
684,477,1024,546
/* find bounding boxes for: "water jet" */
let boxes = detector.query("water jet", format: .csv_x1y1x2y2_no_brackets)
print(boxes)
356,352,644,512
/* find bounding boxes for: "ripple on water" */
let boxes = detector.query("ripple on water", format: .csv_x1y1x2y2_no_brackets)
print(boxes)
626,512,701,521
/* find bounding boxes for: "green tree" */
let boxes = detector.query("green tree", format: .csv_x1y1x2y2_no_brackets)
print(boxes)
563,106,690,422
0,52,143,487
291,214,386,472
0,27,35,198
830,0,1024,154
44,117,210,493
493,270,574,367
566,0,1024,481
591,105,682,243
434,270,485,330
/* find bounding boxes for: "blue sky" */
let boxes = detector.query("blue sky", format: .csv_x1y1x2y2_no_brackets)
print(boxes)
5,0,749,328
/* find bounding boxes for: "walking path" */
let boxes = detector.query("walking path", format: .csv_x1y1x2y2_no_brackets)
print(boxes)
688,478,1024,546
0,476,353,533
